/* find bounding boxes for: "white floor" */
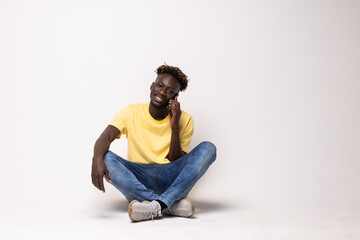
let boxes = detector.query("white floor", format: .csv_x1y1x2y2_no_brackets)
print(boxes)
2,195,360,240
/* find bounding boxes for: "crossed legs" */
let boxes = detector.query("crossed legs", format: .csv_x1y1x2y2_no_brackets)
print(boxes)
104,141,216,220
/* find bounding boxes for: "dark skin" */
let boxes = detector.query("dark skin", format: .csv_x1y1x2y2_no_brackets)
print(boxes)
91,73,185,192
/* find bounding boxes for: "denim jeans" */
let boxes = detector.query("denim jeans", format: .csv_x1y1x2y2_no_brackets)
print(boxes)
104,141,216,207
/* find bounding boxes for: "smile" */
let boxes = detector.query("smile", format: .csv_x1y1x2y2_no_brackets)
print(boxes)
154,94,165,103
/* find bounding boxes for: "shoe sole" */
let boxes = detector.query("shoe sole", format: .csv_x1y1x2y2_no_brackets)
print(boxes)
128,200,139,222
188,198,195,217
184,197,195,217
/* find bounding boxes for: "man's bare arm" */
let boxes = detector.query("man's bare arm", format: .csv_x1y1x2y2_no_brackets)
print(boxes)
167,126,186,162
91,125,120,192
167,96,186,162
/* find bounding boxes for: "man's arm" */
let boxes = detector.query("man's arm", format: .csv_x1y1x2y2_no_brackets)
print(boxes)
91,125,120,192
167,96,186,162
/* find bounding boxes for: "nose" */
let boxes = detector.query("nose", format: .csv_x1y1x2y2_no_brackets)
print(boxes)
159,88,166,96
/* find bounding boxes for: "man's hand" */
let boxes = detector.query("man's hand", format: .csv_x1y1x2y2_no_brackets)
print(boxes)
91,125,119,192
169,96,181,129
91,157,112,192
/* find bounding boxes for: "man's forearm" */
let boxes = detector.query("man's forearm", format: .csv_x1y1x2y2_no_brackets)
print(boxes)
167,127,185,162
93,136,111,161
93,125,120,161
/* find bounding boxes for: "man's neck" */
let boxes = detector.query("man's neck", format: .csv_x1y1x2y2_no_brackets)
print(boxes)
149,103,169,120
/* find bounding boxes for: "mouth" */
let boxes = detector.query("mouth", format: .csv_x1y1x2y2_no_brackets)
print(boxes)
154,94,166,104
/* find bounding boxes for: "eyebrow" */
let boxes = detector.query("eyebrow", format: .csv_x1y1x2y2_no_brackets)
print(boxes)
157,82,174,90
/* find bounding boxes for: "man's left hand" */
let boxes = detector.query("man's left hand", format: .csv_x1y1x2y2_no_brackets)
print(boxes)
169,96,181,129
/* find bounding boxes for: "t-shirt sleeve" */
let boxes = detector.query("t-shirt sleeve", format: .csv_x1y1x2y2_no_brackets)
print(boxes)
109,105,133,139
180,116,194,153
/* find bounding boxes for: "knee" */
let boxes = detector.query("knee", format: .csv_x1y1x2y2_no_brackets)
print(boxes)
103,151,112,163
199,141,217,155
103,150,116,167
198,141,217,164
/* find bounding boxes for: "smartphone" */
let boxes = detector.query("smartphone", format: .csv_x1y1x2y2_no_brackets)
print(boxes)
167,93,179,112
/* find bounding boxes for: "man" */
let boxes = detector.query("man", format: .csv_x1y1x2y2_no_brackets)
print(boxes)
91,64,216,222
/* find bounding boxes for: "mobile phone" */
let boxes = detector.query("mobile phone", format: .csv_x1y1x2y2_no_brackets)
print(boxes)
167,93,179,112
171,93,179,100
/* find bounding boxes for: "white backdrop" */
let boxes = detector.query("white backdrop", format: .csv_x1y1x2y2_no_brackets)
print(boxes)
1,0,360,220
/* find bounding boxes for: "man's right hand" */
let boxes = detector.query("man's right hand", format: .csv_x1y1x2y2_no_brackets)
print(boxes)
91,157,112,192
91,125,120,192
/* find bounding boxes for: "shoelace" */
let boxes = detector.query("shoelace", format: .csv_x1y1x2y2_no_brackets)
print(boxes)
144,211,161,221
141,203,161,220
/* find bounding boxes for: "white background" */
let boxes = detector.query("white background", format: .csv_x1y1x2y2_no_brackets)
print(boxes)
1,0,359,239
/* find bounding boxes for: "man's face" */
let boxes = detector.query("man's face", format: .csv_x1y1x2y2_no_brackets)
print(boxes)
150,73,181,108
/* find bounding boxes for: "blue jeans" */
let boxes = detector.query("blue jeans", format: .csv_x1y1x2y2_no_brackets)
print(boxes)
104,141,216,207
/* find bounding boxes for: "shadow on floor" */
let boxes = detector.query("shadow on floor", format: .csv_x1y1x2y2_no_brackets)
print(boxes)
107,199,129,212
193,200,230,213
106,198,231,214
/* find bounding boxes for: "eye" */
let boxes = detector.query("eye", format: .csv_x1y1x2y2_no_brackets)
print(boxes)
167,89,175,95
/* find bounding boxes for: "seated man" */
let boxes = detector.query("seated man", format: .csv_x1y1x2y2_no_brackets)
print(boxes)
91,64,216,222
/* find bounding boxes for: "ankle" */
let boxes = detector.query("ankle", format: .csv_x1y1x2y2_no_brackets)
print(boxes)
156,200,168,211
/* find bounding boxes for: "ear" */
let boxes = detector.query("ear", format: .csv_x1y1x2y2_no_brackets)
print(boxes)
150,82,154,90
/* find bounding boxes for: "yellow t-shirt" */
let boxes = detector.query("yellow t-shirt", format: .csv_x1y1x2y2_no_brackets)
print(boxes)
109,102,194,164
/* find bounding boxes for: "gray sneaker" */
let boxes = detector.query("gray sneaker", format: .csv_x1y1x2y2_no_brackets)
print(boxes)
128,200,162,222
163,198,195,217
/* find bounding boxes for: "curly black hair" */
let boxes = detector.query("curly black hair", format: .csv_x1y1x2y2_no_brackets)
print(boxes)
155,64,189,91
